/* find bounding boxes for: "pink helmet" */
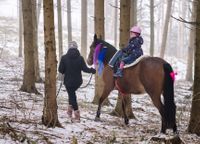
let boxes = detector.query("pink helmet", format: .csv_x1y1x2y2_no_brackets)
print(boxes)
130,26,141,34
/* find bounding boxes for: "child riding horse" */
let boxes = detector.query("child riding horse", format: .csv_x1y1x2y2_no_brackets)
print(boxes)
87,34,177,134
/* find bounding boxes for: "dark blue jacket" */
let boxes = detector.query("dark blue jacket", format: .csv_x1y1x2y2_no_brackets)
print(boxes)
122,36,143,64
58,48,95,87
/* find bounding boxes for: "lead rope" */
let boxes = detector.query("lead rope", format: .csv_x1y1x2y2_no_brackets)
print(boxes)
56,74,93,97
80,74,93,89
56,81,63,97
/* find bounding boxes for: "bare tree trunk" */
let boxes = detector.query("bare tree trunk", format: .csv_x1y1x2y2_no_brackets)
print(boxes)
114,0,118,47
18,0,23,57
130,0,137,26
57,0,63,80
159,0,173,58
177,0,186,59
32,0,42,83
112,0,134,119
119,0,130,48
93,0,109,105
81,0,87,60
188,0,200,135
57,0,63,60
186,1,196,81
67,0,72,42
150,0,154,56
156,0,164,53
20,0,38,94
37,0,42,22
42,0,61,128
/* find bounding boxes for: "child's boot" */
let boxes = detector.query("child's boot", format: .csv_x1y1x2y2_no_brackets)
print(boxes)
72,110,80,123
67,105,73,118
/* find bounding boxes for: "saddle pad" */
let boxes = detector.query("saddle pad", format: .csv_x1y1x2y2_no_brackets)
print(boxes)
124,55,149,69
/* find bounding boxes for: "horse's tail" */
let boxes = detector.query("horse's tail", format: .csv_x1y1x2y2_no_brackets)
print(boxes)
163,63,176,128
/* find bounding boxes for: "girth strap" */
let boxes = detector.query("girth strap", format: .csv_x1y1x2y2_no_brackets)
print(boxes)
114,79,127,96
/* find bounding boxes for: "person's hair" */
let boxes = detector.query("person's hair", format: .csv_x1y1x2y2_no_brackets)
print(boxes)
68,41,78,49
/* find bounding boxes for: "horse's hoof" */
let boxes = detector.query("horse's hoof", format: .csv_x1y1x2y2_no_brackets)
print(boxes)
94,117,100,122
173,130,179,135
125,119,129,125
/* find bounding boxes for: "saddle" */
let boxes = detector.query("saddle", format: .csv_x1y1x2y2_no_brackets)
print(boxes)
108,50,148,69
123,55,148,68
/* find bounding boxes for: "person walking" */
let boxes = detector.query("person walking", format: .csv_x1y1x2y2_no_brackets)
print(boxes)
58,41,96,122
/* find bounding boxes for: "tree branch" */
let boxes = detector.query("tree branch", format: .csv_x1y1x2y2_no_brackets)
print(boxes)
171,15,199,26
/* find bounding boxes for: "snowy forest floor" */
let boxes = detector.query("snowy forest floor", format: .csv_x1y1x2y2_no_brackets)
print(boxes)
0,16,200,144
0,57,200,144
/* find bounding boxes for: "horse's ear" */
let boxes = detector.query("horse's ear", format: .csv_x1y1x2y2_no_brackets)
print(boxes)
94,34,97,41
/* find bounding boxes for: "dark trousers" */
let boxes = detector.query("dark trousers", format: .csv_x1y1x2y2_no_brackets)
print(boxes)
65,85,79,111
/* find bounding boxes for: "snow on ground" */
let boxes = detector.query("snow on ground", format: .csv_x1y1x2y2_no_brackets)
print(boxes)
0,55,200,144
0,16,200,144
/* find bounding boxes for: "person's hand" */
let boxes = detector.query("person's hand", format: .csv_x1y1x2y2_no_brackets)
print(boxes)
90,68,96,74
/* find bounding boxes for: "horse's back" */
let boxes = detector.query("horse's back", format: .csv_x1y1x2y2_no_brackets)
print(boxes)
121,56,167,94
139,57,167,95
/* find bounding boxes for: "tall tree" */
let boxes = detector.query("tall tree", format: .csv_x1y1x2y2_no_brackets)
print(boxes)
130,0,137,26
188,0,200,136
42,0,61,127
159,0,173,58
156,0,164,50
67,0,72,42
81,0,87,60
114,0,118,47
32,0,42,82
18,0,23,57
57,0,63,60
150,0,155,56
92,0,109,105
20,0,38,94
186,1,196,81
37,0,42,22
111,0,134,118
177,0,186,59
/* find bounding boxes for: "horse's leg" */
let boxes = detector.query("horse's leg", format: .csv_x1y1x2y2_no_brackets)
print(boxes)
121,96,129,125
149,95,166,133
95,87,113,121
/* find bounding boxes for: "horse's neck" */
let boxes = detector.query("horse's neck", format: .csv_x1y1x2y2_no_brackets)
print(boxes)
99,40,117,65
104,48,117,65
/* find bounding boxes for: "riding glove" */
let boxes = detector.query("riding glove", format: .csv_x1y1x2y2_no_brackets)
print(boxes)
90,68,96,74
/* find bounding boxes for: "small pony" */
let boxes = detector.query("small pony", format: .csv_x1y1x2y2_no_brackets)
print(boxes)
87,34,177,134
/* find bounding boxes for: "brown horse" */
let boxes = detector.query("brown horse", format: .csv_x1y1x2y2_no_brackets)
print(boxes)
87,35,177,133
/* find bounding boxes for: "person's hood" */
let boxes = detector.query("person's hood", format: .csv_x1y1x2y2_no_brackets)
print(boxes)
67,48,80,58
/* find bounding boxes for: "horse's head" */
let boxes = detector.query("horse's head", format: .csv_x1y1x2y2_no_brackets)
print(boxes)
87,34,117,66
87,34,100,65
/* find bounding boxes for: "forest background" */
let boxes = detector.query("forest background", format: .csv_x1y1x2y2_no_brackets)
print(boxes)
0,0,200,143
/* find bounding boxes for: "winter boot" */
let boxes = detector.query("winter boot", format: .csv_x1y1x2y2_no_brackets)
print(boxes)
113,68,123,77
72,110,80,123
67,105,73,118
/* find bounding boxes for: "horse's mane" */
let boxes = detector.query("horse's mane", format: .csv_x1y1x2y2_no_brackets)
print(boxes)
92,39,117,75
97,39,117,51
96,39,117,63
